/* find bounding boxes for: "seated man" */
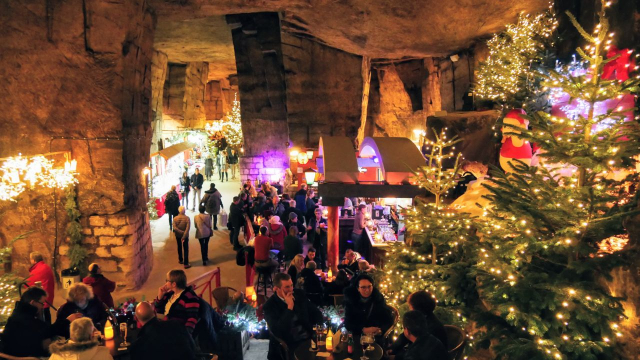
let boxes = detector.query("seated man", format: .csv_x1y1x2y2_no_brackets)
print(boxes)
254,226,278,271
2,287,82,357
263,273,323,360
303,247,317,266
298,261,324,305
393,311,447,360
344,274,394,344
155,269,201,335
337,249,359,276
56,283,108,337
131,301,198,360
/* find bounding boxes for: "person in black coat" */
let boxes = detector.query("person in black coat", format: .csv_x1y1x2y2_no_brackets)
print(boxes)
306,208,328,270
179,171,191,209
337,249,360,276
390,290,448,357
343,274,394,345
282,200,305,229
229,196,245,251
263,273,323,360
164,185,180,231
2,287,82,358
190,168,205,211
299,261,324,306
56,283,108,337
394,311,447,360
130,301,198,360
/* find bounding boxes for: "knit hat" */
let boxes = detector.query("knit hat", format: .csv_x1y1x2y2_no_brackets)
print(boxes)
269,216,282,224
288,212,298,220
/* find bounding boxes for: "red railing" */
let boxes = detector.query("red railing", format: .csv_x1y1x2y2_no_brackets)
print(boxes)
187,267,221,305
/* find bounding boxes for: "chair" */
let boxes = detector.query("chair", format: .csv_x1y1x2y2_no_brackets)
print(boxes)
269,329,290,360
256,265,274,298
330,294,344,306
212,286,238,309
384,305,400,340
444,325,466,360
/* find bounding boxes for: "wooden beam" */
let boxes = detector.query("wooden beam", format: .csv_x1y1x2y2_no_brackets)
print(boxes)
319,183,424,206
327,206,340,273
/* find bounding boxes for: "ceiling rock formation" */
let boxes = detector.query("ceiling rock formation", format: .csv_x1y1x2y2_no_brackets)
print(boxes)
150,0,550,58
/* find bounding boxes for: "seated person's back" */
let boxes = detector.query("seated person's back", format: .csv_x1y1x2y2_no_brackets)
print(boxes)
396,310,447,360
299,261,323,295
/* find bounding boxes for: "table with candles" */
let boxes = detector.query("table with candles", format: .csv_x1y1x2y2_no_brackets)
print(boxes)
294,334,383,360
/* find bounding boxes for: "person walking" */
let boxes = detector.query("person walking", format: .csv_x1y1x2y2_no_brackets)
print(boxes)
173,206,192,269
227,149,239,180
205,155,214,181
228,196,244,251
200,183,223,230
179,171,191,210
190,168,204,211
194,206,213,266
217,150,228,182
164,186,180,231
82,263,116,308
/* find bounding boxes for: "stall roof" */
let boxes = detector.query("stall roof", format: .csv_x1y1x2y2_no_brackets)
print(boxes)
318,136,359,183
360,137,425,184
151,142,195,160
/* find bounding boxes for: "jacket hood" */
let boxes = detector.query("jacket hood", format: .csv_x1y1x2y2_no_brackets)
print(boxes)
270,223,285,235
49,339,100,354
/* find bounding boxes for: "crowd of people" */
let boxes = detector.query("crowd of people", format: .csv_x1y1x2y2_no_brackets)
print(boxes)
2,265,222,360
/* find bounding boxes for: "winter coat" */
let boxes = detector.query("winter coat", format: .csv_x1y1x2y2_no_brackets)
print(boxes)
130,318,198,360
57,298,108,336
164,190,180,216
283,235,303,262
391,312,448,354
155,287,201,334
299,268,323,295
173,214,191,241
194,213,212,239
49,339,113,360
396,334,448,360
343,286,394,337
190,173,204,190
1,301,70,357
27,260,55,308
179,176,191,194
294,189,307,213
227,152,239,165
82,274,116,308
201,189,223,215
229,203,245,228
263,289,323,360
269,223,286,250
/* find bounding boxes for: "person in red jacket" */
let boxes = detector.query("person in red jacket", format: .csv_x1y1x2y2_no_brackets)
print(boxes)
83,263,116,308
27,252,55,324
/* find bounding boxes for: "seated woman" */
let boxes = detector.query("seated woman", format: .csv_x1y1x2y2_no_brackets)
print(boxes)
287,254,305,286
49,317,113,360
390,290,448,356
299,261,324,295
344,274,394,345
57,283,108,337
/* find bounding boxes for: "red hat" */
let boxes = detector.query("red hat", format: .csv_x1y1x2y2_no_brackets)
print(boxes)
504,109,527,125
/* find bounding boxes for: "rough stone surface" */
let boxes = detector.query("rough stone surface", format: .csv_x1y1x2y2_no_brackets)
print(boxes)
151,0,550,58
151,50,169,153
183,62,209,128
163,63,187,120
282,34,362,147
0,0,154,289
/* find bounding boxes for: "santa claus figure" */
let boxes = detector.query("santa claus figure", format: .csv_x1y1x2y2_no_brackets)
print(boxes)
499,109,533,173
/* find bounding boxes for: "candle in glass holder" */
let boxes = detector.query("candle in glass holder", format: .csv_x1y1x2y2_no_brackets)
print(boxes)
326,335,333,351
251,294,257,302
104,320,114,340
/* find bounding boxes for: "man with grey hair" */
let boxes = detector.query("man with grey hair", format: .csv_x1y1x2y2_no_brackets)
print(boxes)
173,206,191,268
27,251,55,323
131,302,197,360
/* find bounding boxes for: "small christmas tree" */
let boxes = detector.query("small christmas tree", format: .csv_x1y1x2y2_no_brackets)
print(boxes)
381,131,479,330
473,2,640,358
223,93,244,148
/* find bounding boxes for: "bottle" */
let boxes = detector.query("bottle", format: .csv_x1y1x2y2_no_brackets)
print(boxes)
310,325,319,352
347,334,354,354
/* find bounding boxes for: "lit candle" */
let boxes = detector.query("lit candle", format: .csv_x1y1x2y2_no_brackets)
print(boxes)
326,334,333,351
104,320,114,340
327,269,332,279
251,294,257,302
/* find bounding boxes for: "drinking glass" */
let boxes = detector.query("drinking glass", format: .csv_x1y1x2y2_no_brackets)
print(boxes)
119,323,130,347
359,336,369,360
364,334,375,351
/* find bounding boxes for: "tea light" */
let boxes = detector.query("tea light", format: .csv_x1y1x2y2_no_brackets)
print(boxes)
326,334,333,351
104,320,114,340
251,294,257,302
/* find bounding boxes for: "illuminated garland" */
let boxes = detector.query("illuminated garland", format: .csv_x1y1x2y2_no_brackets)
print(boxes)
0,155,78,201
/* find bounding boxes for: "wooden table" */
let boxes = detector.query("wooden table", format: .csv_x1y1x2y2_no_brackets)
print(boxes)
294,337,383,360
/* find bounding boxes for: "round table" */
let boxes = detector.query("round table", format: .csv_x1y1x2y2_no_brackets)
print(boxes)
294,337,383,360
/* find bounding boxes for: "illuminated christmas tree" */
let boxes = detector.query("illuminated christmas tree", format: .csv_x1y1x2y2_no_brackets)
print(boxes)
381,131,479,329
473,2,640,358
223,93,244,148
474,9,557,110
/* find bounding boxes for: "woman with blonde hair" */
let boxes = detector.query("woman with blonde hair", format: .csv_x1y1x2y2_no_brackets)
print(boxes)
56,283,108,337
49,317,113,360
287,254,305,285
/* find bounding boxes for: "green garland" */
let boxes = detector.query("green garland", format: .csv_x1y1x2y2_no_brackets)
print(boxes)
65,187,87,271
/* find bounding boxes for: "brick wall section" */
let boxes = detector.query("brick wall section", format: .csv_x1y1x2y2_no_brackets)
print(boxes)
239,156,285,184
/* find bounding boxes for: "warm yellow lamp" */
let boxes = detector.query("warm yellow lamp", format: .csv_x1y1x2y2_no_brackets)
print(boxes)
104,320,114,340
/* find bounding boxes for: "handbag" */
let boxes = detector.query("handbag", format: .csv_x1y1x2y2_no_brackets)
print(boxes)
219,209,229,228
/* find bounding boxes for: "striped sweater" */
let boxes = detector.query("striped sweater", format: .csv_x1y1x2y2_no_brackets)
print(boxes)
155,287,200,334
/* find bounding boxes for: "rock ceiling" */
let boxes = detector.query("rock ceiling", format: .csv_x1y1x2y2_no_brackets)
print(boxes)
151,0,550,79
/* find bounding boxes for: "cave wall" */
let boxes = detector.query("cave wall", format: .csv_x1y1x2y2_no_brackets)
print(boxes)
183,62,209,128
204,79,233,120
0,0,154,289
151,50,168,153
281,34,363,148
163,63,186,121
